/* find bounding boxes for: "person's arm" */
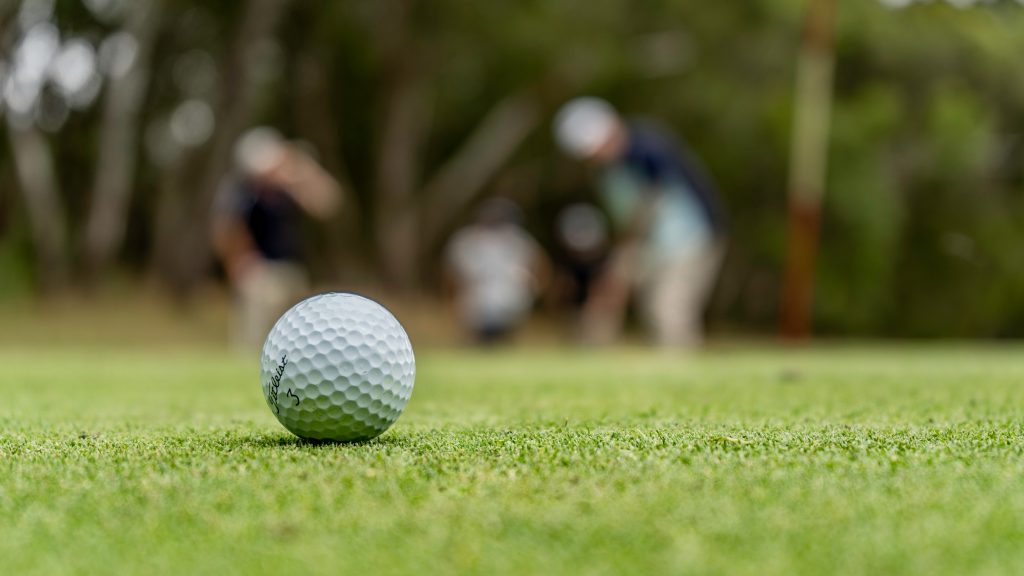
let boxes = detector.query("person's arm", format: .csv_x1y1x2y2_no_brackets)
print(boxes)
271,146,342,219
617,145,667,245
676,144,726,235
211,218,262,285
210,180,262,285
620,192,660,245
578,243,635,345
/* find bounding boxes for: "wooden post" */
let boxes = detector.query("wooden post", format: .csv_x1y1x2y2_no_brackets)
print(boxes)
781,0,837,339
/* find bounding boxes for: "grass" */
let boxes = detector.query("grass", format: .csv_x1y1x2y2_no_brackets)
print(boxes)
3,345,1024,575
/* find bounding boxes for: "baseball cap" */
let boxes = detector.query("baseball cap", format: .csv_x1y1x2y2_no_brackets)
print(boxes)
553,97,619,159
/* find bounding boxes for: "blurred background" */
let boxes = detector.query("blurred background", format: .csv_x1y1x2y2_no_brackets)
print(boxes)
2,0,1024,347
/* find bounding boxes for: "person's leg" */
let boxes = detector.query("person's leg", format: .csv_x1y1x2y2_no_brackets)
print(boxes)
579,244,638,345
642,243,724,348
234,261,309,352
235,266,274,352
641,255,692,347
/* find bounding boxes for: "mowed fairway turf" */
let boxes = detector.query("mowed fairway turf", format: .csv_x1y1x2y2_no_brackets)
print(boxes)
3,346,1024,575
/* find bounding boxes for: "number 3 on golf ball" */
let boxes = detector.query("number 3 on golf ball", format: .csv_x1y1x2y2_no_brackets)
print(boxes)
260,293,415,442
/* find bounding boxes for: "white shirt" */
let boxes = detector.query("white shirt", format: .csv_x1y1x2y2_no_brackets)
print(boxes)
446,224,541,327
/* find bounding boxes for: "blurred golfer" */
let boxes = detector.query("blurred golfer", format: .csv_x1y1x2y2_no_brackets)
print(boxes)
554,97,726,347
445,198,548,344
212,127,341,350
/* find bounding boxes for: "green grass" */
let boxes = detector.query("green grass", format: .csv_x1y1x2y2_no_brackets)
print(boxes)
3,345,1024,575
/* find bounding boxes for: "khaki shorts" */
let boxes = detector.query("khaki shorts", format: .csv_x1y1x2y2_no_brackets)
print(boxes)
639,242,725,347
581,241,724,348
234,261,309,352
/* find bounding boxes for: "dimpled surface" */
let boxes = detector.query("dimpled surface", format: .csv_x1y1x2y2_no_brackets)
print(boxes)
260,293,415,441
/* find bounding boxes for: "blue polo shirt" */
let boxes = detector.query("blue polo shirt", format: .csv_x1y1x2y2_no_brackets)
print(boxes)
218,177,304,262
599,121,724,260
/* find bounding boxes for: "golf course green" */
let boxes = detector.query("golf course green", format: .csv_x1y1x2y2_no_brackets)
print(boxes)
3,346,1023,575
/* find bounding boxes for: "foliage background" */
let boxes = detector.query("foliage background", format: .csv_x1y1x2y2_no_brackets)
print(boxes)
2,0,1024,337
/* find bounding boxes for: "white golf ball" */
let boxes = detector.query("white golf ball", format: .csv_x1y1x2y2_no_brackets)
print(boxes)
260,292,415,442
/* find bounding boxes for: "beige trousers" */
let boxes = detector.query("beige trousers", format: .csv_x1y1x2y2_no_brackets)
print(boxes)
582,241,724,348
640,243,724,347
234,261,309,352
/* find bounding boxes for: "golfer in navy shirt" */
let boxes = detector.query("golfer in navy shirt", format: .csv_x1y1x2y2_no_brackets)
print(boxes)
555,97,726,347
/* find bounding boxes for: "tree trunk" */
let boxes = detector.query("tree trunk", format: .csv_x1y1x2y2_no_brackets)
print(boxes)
419,91,541,251
781,0,837,339
293,40,364,277
374,59,426,288
156,0,291,295
373,0,426,288
7,125,68,292
82,0,161,282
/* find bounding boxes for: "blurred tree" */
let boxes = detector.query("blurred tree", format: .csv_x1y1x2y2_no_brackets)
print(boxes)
1,0,1024,338
7,123,66,291
82,0,160,283
154,0,292,293
782,0,836,339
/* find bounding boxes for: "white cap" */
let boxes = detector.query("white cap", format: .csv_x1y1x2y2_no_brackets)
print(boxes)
234,127,286,176
553,97,619,159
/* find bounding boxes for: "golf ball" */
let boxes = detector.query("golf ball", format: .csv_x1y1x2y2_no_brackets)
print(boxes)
260,292,415,442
